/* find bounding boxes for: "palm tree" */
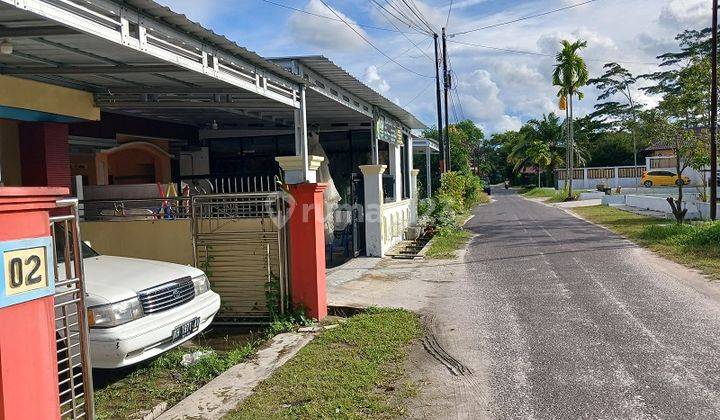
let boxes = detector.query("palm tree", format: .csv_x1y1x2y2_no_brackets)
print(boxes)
508,113,571,185
553,39,589,199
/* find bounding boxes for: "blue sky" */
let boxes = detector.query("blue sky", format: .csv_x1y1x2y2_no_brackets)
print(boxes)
158,0,711,134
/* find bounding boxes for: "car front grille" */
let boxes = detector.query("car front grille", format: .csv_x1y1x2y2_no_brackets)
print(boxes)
138,277,195,315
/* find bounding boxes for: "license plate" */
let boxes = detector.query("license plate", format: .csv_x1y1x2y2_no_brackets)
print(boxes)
172,317,200,342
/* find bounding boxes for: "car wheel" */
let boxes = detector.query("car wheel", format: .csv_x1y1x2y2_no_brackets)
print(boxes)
644,181,653,188
675,179,684,186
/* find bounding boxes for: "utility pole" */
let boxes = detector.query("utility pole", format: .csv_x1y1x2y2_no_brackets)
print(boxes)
711,0,718,220
442,27,451,172
434,33,446,173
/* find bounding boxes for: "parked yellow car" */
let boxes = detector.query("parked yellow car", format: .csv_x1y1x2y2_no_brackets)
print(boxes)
641,170,691,187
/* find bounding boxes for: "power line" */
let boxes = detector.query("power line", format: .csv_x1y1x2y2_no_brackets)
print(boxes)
402,80,434,107
450,0,601,37
370,0,435,62
318,0,434,78
405,0,438,33
381,0,433,35
398,0,437,34
445,0,454,29
257,0,416,34
447,39,659,66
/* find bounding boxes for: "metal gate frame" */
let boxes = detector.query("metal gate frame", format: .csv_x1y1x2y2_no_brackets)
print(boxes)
51,198,94,419
190,192,289,323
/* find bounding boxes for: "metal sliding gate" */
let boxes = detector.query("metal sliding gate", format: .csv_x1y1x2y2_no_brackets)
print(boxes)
191,192,289,323
51,199,94,419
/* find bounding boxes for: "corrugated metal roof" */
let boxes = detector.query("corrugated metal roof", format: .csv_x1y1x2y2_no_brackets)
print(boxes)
123,0,305,85
274,56,427,130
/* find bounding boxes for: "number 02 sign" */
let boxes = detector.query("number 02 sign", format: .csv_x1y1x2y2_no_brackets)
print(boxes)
0,237,55,308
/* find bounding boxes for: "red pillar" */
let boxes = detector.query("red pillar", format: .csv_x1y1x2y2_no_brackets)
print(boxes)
287,183,328,320
18,122,71,188
0,187,68,420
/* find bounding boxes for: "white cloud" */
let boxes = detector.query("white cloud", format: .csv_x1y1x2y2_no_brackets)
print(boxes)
364,65,391,94
289,0,368,51
659,0,711,29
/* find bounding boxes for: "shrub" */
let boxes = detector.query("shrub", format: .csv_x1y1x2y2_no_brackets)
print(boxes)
437,170,486,213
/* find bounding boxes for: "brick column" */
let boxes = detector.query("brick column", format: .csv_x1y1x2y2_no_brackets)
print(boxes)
18,122,71,188
286,183,328,320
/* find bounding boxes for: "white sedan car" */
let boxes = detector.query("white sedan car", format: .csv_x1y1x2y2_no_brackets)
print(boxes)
60,240,221,369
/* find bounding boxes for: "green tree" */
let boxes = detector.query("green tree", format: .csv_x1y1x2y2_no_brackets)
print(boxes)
588,63,643,169
552,39,589,199
508,113,569,186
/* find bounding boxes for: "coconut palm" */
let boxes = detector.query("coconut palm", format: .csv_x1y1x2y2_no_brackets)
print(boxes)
508,113,573,185
553,39,589,199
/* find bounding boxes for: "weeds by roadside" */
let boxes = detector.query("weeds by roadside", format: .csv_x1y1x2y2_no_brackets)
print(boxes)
225,308,422,420
573,205,720,279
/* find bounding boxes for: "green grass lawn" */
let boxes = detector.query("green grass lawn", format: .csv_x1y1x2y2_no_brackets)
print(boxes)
573,205,720,279
225,308,422,420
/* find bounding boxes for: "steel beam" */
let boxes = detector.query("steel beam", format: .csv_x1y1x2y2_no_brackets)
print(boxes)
0,65,182,75
0,26,79,37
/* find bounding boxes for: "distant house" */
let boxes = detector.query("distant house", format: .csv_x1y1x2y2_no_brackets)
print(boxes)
644,144,675,158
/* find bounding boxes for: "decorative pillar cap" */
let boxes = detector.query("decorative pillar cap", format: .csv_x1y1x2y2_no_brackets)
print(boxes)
359,164,387,176
275,155,325,171
410,169,420,176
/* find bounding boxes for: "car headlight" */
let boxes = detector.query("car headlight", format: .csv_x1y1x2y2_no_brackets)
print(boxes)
193,275,210,296
88,298,143,329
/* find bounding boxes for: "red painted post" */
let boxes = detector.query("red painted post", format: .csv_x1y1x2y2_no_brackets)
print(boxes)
287,183,328,320
0,187,68,420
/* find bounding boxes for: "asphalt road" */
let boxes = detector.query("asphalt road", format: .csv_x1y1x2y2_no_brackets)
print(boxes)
419,188,720,419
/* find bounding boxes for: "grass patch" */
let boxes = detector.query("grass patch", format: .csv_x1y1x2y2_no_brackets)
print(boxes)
522,187,581,203
573,205,720,279
225,308,422,420
94,321,298,420
477,192,492,205
426,227,472,259
522,187,557,198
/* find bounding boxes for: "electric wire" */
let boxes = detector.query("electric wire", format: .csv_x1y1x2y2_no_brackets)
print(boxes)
447,39,659,66
450,0,601,37
370,0,435,62
380,0,433,35
445,0,454,29
402,80,434,107
257,0,416,34
401,0,438,34
318,0,434,78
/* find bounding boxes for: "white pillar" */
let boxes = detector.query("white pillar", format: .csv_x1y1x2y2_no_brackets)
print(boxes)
74,175,84,220
410,169,420,225
360,164,386,257
294,85,309,182
388,142,402,202
614,167,620,188
371,114,379,165
425,147,431,198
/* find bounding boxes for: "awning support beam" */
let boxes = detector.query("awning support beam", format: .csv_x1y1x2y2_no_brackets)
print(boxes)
0,65,183,75
294,85,309,182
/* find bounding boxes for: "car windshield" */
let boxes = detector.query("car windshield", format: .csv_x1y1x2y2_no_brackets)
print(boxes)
53,226,100,264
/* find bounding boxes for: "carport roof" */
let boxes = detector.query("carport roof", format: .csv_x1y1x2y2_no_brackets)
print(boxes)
271,56,427,130
0,0,302,107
